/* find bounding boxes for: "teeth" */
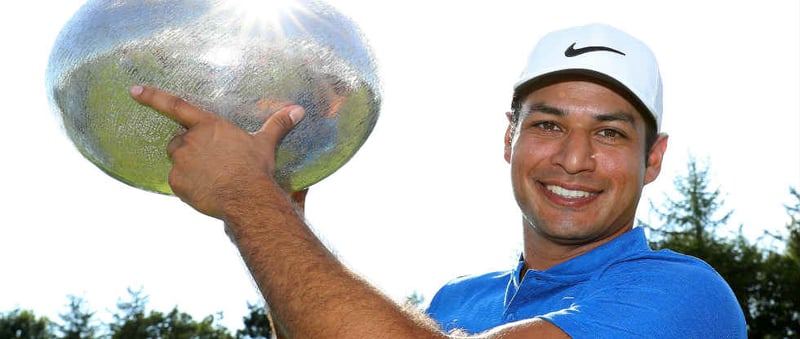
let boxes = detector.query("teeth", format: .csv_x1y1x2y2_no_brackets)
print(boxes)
546,185,594,199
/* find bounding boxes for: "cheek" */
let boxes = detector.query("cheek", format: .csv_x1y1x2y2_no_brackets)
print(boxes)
595,151,646,185
513,136,549,159
509,139,553,196
510,141,535,174
509,141,535,181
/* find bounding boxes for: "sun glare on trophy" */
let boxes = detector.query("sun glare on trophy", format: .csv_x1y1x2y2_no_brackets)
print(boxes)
220,0,311,38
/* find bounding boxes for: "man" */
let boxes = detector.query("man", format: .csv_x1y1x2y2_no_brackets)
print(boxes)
426,23,746,337
130,23,746,338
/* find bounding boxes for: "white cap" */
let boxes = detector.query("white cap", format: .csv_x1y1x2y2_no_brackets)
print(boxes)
514,23,663,130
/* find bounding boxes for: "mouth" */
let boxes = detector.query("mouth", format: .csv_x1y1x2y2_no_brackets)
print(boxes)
544,184,599,199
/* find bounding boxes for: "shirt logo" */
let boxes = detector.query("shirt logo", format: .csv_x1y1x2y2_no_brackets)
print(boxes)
564,43,626,57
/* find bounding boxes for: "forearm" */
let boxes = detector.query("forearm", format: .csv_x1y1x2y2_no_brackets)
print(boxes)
222,176,446,338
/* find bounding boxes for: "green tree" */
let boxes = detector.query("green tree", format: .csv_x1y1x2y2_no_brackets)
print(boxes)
643,157,800,337
108,288,150,338
748,188,800,337
404,291,426,310
0,309,55,339
109,287,233,339
236,303,273,339
646,156,731,244
57,295,97,339
643,158,757,295
783,188,800,261
643,158,758,330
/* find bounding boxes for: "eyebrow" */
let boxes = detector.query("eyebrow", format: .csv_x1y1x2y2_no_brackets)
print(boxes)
525,102,636,126
526,103,566,117
596,111,636,125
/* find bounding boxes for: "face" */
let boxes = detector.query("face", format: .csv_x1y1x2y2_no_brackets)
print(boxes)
504,79,667,247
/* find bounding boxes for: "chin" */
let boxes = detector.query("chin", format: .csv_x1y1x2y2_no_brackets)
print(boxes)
533,222,609,245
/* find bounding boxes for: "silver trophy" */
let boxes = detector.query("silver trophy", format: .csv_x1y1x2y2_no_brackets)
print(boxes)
46,0,381,194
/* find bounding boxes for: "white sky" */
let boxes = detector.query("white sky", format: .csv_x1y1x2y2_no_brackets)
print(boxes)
1,0,798,332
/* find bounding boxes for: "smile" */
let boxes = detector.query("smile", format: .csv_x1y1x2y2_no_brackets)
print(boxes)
545,185,597,199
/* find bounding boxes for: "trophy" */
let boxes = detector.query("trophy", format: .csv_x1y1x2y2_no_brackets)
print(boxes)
46,0,381,194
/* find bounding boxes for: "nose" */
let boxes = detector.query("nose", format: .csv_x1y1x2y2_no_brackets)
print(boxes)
552,131,596,174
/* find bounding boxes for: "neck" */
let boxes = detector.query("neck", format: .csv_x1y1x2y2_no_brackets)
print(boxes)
520,219,632,273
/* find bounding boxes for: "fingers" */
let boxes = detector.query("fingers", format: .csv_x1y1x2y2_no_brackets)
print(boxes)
130,85,213,128
290,188,309,213
256,105,305,146
166,127,185,157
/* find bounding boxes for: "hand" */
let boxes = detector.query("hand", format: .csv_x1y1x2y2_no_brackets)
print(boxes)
129,85,305,219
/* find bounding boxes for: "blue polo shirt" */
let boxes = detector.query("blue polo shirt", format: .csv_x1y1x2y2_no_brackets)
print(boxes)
426,227,746,338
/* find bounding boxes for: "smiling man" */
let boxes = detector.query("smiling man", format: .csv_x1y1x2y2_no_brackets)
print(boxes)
426,23,746,338
131,23,746,338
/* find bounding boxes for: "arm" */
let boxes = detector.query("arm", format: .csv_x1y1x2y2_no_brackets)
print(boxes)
130,85,568,339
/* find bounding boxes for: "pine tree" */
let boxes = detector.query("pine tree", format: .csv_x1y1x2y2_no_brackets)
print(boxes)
643,157,800,337
57,295,97,339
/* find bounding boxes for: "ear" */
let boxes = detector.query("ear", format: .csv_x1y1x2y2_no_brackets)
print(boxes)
644,133,669,185
504,111,514,163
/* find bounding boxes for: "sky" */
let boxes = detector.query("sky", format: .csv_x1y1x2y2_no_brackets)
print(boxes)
1,0,798,332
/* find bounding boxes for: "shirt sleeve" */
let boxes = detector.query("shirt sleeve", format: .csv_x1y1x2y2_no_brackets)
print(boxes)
538,257,747,339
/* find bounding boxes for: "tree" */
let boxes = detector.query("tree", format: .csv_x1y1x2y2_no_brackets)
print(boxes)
0,309,54,339
783,188,800,261
645,156,731,245
748,188,800,337
109,287,233,339
404,291,426,310
643,157,800,337
57,295,97,339
108,287,150,338
236,303,274,339
643,158,758,299
643,158,760,329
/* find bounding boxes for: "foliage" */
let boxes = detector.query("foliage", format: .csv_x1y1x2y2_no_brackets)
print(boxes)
747,188,800,337
57,295,97,339
0,309,54,339
404,291,426,310
109,288,234,339
643,157,800,338
236,303,274,339
0,289,277,339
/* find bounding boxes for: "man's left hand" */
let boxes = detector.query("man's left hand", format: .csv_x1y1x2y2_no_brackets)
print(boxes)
129,85,305,219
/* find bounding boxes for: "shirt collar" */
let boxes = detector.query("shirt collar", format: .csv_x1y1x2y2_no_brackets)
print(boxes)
510,227,650,287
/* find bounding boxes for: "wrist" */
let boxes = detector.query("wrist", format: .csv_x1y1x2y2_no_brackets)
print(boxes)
219,173,296,236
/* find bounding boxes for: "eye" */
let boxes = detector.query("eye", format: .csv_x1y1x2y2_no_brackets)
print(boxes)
534,121,561,132
597,128,625,140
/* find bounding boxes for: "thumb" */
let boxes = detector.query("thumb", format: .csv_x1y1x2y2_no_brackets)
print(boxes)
256,105,305,146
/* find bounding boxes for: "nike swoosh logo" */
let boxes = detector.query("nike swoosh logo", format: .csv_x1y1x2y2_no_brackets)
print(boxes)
564,43,626,57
